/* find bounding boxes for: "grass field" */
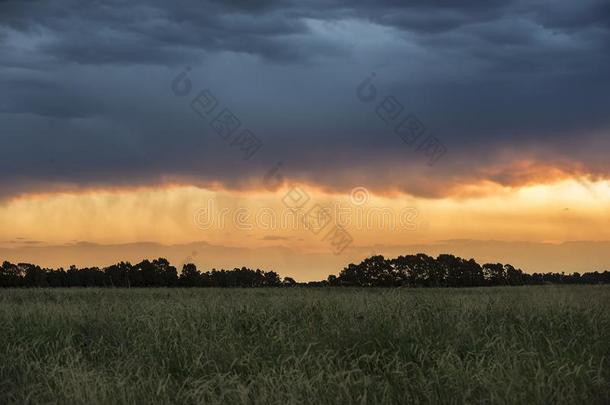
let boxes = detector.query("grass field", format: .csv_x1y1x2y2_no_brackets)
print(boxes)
0,286,608,404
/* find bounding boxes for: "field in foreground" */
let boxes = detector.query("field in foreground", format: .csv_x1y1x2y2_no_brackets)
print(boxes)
0,287,608,404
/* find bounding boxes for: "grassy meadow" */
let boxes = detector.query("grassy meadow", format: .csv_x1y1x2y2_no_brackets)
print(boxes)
0,286,608,404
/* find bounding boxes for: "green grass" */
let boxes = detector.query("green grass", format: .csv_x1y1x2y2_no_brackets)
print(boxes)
0,286,608,404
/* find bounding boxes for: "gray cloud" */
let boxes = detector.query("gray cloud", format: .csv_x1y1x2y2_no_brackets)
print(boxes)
1,0,609,198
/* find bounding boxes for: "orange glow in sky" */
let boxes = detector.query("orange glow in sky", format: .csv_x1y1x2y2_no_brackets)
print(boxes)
2,177,609,249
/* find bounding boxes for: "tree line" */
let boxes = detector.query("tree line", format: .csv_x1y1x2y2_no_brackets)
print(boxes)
327,254,610,287
0,254,608,288
0,258,284,288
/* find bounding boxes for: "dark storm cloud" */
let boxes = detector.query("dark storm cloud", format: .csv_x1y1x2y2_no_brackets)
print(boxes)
1,0,610,199
0,0,317,65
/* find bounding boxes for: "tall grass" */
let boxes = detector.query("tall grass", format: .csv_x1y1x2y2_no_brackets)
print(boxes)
0,286,608,404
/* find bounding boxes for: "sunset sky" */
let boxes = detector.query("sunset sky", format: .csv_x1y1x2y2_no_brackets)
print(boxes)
1,0,610,279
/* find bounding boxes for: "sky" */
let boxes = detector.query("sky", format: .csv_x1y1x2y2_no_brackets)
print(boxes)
1,0,610,279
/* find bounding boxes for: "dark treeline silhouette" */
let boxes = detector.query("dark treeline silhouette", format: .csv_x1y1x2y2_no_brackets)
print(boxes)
0,254,609,288
0,258,283,288
328,254,609,287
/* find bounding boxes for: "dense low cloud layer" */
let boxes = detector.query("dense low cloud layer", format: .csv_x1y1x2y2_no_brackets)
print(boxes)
1,0,609,198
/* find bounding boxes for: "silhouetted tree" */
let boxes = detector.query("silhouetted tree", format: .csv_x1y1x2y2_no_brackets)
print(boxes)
263,270,281,287
22,263,48,287
154,258,178,287
282,277,297,287
482,263,506,286
505,264,524,286
0,261,24,287
46,268,66,287
179,263,201,287
105,262,132,287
